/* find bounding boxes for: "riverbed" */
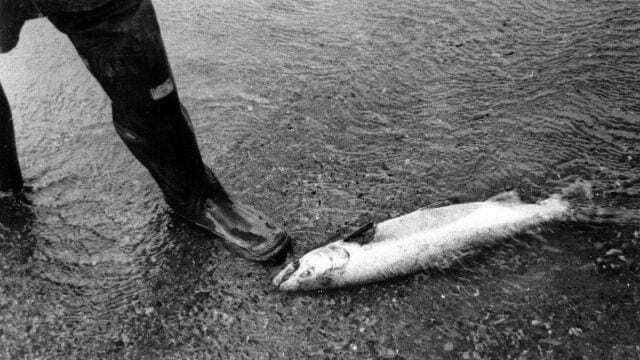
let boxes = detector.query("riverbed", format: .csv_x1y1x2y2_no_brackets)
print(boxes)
1,0,639,358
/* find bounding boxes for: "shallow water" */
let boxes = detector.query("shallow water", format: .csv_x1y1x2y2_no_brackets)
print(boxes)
1,0,639,359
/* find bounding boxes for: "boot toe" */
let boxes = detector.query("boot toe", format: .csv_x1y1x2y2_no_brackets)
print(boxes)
193,199,291,262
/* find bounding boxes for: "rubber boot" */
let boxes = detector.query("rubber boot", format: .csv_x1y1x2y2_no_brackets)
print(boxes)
42,0,290,261
0,83,24,193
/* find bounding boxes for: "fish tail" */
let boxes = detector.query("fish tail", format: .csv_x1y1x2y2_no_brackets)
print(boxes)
560,180,640,224
552,180,594,222
559,179,593,204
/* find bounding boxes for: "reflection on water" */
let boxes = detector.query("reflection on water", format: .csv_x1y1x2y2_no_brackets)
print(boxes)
0,0,639,358
0,195,35,265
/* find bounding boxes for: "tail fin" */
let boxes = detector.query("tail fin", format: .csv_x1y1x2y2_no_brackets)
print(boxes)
560,180,640,224
560,179,593,204
548,180,594,222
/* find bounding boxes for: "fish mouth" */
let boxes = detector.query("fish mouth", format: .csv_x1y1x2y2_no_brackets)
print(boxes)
272,260,300,289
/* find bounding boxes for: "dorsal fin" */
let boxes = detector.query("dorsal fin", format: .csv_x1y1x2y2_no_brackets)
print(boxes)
487,190,521,203
343,222,375,244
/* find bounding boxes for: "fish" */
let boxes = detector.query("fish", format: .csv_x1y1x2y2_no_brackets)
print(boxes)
273,187,586,291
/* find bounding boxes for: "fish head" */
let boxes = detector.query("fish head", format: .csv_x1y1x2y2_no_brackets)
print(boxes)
272,243,351,291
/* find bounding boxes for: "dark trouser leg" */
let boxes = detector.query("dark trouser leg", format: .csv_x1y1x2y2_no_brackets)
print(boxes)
43,0,289,261
0,82,24,192
45,0,226,215
110,92,232,213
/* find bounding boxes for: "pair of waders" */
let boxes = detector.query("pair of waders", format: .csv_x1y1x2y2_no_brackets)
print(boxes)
0,0,289,261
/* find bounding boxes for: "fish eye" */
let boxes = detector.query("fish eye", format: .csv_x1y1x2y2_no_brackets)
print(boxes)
300,269,313,278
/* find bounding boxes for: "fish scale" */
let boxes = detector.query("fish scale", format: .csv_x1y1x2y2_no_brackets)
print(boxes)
273,190,572,291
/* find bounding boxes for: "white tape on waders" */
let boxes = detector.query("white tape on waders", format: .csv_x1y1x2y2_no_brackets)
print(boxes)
150,77,174,100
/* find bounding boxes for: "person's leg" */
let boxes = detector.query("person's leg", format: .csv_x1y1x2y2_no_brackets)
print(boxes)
41,0,289,261
0,82,24,193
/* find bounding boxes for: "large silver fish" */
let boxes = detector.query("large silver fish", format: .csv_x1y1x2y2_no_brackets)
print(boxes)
273,189,577,291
